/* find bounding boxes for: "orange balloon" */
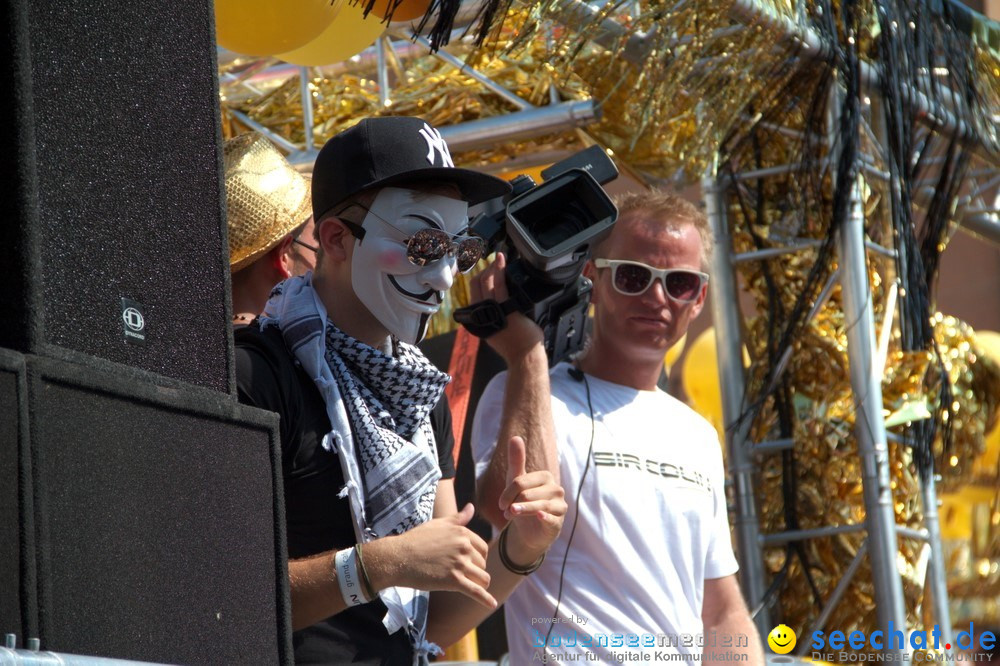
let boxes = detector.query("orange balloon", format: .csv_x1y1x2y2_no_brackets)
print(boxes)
375,0,433,22
215,0,340,56
278,1,386,66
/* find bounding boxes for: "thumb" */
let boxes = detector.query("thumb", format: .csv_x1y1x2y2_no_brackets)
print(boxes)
493,252,509,301
506,436,527,486
452,502,475,526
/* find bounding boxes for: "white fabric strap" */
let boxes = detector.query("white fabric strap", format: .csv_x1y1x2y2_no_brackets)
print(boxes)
261,274,437,663
335,547,370,607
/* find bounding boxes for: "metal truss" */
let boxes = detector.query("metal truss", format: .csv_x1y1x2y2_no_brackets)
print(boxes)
218,21,602,170
704,0,998,656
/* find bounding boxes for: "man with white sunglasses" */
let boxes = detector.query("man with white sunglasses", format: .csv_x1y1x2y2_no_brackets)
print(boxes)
472,190,763,665
235,116,566,665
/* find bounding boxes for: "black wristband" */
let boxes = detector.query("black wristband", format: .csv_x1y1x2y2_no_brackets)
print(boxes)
498,524,545,575
454,298,520,338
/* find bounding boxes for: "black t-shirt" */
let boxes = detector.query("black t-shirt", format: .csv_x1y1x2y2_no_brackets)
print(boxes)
234,322,456,665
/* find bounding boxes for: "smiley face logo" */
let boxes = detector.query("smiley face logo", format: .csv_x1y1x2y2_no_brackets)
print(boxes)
767,624,797,654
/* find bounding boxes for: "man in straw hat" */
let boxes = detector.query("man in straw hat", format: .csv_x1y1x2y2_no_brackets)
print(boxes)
224,132,315,327
235,116,566,665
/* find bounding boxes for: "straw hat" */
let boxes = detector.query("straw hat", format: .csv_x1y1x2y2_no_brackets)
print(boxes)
225,133,312,272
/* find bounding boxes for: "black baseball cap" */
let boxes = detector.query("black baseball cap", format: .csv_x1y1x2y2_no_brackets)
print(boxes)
311,116,512,220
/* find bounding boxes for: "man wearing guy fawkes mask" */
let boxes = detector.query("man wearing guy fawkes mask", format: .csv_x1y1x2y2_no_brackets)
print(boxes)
345,186,477,345
235,116,566,666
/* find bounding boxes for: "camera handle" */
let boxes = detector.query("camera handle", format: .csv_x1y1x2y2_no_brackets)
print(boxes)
453,298,522,338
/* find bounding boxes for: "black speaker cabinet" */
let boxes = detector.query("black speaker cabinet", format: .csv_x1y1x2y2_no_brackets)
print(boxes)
0,349,292,664
1,0,293,662
1,0,231,393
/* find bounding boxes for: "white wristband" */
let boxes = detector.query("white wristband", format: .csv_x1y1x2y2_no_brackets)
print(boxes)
334,547,370,607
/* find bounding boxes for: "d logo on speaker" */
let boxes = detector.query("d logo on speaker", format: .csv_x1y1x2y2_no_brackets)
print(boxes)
121,298,147,345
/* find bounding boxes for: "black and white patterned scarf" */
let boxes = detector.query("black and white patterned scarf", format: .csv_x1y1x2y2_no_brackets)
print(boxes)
260,274,449,664
323,323,448,535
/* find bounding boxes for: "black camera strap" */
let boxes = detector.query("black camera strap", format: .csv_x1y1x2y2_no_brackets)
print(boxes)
453,299,522,338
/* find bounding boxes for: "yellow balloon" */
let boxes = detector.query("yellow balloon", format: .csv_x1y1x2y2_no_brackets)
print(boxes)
663,333,687,375
374,0,432,22
938,487,994,540
978,422,1000,477
680,328,751,442
682,328,723,438
937,493,973,540
215,0,340,56
975,330,1000,358
278,1,386,66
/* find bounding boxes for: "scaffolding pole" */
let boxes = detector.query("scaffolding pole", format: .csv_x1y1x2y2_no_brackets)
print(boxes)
920,470,954,648
727,0,996,164
869,93,957,650
836,177,908,654
703,59,967,647
702,156,771,635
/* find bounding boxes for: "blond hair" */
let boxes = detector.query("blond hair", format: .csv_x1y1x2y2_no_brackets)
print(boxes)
600,189,714,268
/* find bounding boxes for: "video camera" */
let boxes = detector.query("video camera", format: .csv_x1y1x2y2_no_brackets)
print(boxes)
454,145,619,364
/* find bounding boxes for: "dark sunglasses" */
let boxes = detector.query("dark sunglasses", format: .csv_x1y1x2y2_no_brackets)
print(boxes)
337,203,485,273
594,259,708,302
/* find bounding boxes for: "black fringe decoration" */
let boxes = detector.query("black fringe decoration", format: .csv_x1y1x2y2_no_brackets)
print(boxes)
874,0,977,481
351,0,503,51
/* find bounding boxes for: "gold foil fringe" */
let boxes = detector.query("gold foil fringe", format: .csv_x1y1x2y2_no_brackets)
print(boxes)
724,54,1000,635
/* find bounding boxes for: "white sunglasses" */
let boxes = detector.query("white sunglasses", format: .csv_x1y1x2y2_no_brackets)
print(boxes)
594,259,708,302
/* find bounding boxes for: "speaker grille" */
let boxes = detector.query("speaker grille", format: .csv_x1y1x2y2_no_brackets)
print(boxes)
28,0,230,391
29,362,287,664
0,358,25,639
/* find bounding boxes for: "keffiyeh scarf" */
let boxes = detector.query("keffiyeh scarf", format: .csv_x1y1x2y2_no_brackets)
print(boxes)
260,274,449,664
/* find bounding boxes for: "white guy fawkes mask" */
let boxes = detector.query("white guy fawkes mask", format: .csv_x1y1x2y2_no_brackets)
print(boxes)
350,186,471,344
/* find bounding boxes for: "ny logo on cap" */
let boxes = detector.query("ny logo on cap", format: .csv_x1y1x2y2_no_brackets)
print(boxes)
418,123,455,168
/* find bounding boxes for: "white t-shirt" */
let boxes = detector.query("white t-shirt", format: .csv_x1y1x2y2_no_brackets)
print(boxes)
472,362,739,664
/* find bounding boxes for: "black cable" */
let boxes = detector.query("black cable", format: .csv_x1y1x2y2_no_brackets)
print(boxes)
712,0,855,617
751,551,791,619
722,63,842,439
543,366,596,654
874,0,972,481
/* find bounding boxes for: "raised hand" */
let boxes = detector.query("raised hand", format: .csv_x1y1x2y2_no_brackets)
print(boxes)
365,503,497,609
498,436,566,565
469,252,544,362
